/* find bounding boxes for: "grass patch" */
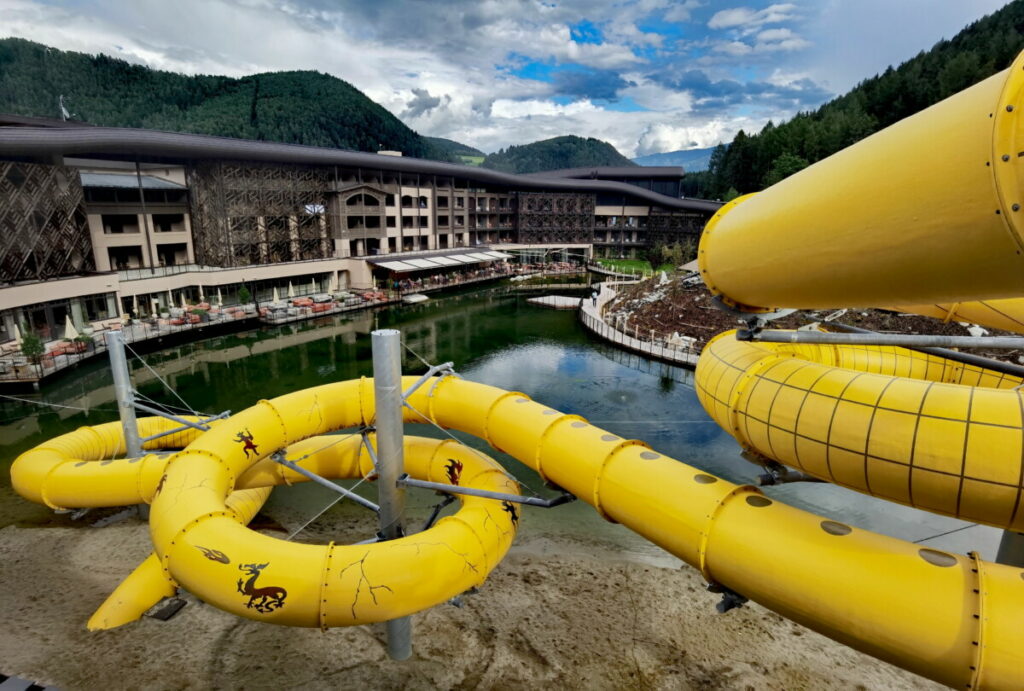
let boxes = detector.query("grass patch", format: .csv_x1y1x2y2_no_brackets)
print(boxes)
458,155,485,166
594,258,674,274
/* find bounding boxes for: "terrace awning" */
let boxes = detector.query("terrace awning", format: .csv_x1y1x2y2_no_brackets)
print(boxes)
366,248,511,273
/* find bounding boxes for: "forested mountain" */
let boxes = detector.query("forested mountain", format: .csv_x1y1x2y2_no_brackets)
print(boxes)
0,38,453,161
481,135,636,174
425,136,485,165
633,146,715,171
696,0,1024,199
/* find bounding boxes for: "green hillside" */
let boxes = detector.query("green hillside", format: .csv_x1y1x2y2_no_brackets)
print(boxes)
482,135,637,174
425,136,484,158
699,0,1024,198
0,37,452,161
424,136,486,166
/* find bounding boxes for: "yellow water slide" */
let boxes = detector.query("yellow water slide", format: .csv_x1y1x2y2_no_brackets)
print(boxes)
697,331,1024,529
11,413,519,629
891,299,1024,334
11,377,1024,687
688,42,1024,690
14,48,1024,689
697,50,1024,313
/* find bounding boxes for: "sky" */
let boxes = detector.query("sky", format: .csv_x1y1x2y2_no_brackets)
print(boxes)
0,0,1012,157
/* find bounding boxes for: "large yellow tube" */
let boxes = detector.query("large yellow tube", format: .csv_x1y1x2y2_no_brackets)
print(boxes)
12,420,518,631
698,49,1024,312
696,330,1024,530
414,376,1024,689
147,385,519,628
893,298,1024,335
10,416,211,508
11,377,1024,687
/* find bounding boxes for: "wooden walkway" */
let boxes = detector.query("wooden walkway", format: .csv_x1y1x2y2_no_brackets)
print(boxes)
578,282,699,367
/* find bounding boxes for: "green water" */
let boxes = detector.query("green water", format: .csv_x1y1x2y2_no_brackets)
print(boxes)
0,284,1001,559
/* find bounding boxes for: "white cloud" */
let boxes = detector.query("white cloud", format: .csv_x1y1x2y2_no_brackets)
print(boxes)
756,28,795,42
713,40,753,56
635,121,735,157
664,0,703,23
620,77,695,112
2,0,1005,161
708,3,798,32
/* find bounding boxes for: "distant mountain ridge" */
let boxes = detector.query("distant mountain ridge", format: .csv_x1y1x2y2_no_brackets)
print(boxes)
0,37,455,161
481,135,636,174
632,146,716,172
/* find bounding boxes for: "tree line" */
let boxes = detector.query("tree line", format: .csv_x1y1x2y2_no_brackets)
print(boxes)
0,38,455,162
482,135,637,174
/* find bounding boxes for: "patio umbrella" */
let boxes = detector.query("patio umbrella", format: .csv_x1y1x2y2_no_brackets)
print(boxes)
310,278,317,294
64,315,79,340
199,286,206,302
287,282,295,298
132,295,139,316
273,286,280,303
12,323,22,346
216,288,223,307
181,293,188,309
152,299,159,318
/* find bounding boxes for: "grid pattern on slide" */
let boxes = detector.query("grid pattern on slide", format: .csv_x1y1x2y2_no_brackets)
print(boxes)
695,335,1024,531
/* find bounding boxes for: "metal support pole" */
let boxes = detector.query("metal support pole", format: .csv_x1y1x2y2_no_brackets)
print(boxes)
139,410,232,442
371,328,411,661
106,331,142,458
740,328,1024,350
132,400,215,432
402,361,454,399
270,453,380,513
398,475,576,507
827,322,1024,379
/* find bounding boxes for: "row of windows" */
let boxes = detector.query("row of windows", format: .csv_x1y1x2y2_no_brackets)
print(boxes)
344,192,511,210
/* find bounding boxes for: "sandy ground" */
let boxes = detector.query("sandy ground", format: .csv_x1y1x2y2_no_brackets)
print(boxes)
0,511,938,691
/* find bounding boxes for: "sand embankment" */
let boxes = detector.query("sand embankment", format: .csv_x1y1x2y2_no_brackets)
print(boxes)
0,516,936,690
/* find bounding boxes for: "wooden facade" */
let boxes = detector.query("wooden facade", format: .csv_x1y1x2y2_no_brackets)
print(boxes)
0,161,92,284
516,192,595,244
187,161,333,267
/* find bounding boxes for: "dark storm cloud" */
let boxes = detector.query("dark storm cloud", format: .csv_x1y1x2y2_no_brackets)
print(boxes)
655,68,832,114
402,88,450,118
551,67,632,101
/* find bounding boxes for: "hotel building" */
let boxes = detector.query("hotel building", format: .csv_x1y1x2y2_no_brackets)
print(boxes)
0,116,720,342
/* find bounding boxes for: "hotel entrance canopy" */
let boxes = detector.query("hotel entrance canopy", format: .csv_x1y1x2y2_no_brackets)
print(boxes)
367,250,512,274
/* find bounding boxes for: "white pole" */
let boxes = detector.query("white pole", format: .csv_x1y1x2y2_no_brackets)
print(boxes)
106,331,142,458
371,329,411,660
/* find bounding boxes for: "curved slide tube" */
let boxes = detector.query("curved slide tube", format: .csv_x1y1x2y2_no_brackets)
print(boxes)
698,50,1024,313
12,417,518,629
696,331,1024,530
147,379,519,627
8,416,275,630
88,487,271,631
11,376,1024,685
